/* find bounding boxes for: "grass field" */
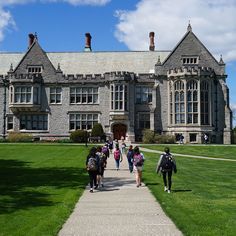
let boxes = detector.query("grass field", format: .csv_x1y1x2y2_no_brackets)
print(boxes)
142,145,236,236
141,144,236,160
1,144,236,236
0,144,89,236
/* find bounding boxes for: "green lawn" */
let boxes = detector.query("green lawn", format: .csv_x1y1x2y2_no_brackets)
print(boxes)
1,144,236,236
142,146,236,236
0,144,89,236
141,144,236,160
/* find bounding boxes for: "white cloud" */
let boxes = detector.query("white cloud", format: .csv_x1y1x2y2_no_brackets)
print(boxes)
0,7,15,42
115,0,236,62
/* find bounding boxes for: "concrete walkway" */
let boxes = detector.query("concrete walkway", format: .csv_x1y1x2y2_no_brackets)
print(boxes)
58,152,182,236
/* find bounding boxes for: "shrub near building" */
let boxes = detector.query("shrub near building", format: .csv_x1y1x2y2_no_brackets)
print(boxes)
70,130,88,143
91,123,105,142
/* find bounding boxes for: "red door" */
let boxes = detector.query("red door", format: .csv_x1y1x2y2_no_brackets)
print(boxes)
113,124,127,140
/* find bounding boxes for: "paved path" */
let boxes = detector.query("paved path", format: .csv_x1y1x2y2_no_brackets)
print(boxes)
139,147,236,162
58,152,182,236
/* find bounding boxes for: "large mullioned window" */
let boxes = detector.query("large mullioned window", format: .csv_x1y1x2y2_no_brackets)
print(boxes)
69,113,98,130
70,87,98,104
136,86,152,104
187,80,198,124
110,84,127,111
174,81,185,124
138,113,150,129
20,115,48,130
14,86,32,103
200,81,209,125
10,86,40,104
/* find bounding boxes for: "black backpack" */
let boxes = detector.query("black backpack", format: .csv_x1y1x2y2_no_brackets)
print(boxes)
161,153,173,171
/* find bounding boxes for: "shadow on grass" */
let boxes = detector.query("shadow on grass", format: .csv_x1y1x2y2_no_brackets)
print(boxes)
172,189,192,192
0,159,87,214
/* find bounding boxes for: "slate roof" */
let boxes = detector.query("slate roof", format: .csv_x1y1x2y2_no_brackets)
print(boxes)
0,51,170,75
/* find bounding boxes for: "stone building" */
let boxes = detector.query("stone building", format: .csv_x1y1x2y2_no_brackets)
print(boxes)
0,24,232,143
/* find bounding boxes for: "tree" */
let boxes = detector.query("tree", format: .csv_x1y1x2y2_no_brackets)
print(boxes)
91,123,105,138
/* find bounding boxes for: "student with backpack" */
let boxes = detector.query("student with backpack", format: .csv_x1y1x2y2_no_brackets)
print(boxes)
96,146,107,188
126,145,134,173
156,147,177,193
113,144,122,170
133,146,145,187
102,144,110,159
86,147,100,193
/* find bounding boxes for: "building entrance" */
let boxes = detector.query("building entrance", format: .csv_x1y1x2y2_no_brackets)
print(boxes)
113,124,127,140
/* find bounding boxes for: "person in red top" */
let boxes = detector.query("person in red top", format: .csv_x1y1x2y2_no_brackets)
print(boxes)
133,146,145,187
113,144,122,170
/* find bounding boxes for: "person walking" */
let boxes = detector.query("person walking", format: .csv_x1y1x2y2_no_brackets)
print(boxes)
156,147,177,193
126,145,134,173
121,140,127,157
133,146,145,187
96,146,107,188
113,144,122,170
86,147,99,193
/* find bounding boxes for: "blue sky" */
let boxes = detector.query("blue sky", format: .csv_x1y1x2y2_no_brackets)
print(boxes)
0,0,236,125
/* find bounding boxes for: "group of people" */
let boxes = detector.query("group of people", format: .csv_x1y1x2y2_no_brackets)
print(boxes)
86,140,177,193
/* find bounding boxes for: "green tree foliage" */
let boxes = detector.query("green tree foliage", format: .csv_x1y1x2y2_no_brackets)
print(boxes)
142,129,155,143
91,123,105,138
70,130,88,143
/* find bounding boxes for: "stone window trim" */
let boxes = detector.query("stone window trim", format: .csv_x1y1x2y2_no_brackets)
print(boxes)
68,112,99,131
7,115,14,130
50,87,62,104
69,87,99,104
135,86,152,104
189,133,197,142
27,65,43,74
9,85,40,105
138,112,150,130
20,114,48,131
187,80,198,124
200,80,210,125
110,84,128,111
182,56,199,65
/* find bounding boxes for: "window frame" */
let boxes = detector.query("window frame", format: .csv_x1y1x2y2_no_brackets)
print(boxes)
69,113,99,131
50,87,62,104
70,87,98,104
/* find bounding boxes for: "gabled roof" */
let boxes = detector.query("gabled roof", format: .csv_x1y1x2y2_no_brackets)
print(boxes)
13,39,57,76
162,27,220,66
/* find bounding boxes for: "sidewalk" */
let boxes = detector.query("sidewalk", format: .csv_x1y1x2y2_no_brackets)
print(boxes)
58,152,182,236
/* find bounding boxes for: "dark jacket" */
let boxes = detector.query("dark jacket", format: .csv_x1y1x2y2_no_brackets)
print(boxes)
156,152,177,173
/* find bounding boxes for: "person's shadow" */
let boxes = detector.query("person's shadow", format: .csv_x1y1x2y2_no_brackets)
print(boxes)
172,189,192,192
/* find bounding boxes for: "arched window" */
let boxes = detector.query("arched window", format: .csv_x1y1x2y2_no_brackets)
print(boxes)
174,81,185,124
187,80,198,124
200,81,209,125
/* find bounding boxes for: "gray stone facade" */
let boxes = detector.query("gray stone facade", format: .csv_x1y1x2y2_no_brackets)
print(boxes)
0,25,232,144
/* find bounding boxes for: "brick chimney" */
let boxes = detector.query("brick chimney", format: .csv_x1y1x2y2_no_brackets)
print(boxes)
28,33,35,48
149,32,155,51
84,33,92,51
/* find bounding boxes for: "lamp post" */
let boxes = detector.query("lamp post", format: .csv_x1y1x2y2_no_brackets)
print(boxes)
2,77,9,140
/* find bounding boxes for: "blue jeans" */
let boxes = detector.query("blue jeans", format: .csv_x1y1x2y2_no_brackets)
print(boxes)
115,159,120,169
127,158,133,172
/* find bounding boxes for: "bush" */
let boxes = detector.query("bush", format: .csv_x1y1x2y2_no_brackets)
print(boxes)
70,130,88,143
7,132,33,142
142,129,155,143
91,123,105,138
155,134,176,144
